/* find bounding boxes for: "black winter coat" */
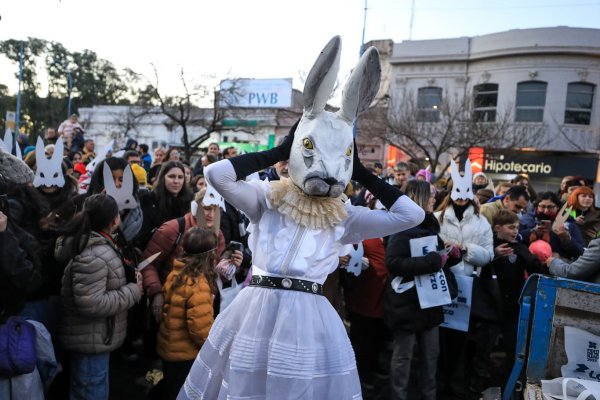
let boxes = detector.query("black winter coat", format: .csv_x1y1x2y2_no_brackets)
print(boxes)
490,236,546,318
384,213,457,332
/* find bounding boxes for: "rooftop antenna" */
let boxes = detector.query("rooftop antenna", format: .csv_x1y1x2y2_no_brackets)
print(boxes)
409,0,416,40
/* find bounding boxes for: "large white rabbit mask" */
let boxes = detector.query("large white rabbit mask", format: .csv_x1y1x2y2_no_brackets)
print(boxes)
33,136,65,188
288,36,381,197
103,162,137,211
450,159,474,201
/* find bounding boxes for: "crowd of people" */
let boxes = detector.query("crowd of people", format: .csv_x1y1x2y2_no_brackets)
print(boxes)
1,116,599,400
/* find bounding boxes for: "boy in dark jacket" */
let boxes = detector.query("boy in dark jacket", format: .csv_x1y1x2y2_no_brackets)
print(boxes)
491,209,546,377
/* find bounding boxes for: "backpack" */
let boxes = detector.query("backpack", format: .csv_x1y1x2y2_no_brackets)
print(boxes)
0,316,37,377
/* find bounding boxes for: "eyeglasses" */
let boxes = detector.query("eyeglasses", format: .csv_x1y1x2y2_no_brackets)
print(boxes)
538,204,557,210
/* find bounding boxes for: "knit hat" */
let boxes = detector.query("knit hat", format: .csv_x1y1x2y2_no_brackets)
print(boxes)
415,169,432,182
0,148,34,185
131,163,147,187
529,240,552,263
73,162,87,176
23,146,36,157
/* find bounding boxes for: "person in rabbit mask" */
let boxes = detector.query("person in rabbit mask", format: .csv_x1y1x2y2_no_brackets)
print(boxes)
179,36,424,400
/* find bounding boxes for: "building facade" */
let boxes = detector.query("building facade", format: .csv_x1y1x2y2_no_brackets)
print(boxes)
364,27,600,189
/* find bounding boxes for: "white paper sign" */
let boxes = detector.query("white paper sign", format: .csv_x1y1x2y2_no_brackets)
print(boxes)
410,236,452,309
441,273,473,332
562,326,600,382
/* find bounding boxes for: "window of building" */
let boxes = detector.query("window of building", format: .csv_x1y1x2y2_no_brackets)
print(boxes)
564,82,595,125
417,87,442,122
473,83,499,122
515,81,547,122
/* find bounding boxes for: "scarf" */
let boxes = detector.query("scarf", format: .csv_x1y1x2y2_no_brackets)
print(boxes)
269,177,348,230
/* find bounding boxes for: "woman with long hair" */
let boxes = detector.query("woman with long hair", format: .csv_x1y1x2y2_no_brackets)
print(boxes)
135,161,193,249
434,180,494,399
57,194,142,399
156,227,218,399
148,146,166,185
567,186,600,245
520,191,585,259
386,181,457,400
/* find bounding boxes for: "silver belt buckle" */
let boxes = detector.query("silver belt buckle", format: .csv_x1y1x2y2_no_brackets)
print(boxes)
312,283,319,293
282,278,292,289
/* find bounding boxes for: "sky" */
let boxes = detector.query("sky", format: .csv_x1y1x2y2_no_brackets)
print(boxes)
2,0,600,100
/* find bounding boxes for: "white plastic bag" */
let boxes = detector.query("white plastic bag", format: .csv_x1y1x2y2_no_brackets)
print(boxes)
410,236,452,309
541,377,600,399
216,276,243,311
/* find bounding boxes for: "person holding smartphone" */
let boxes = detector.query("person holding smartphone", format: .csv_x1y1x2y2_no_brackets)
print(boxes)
520,192,584,260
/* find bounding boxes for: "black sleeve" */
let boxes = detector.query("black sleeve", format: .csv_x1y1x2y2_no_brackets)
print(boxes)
228,120,298,180
0,226,42,313
351,143,403,209
385,233,442,278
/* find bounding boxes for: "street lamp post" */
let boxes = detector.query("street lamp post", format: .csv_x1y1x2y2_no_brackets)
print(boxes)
15,41,24,136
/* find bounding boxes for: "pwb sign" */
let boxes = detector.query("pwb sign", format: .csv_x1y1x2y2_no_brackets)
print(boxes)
219,78,292,109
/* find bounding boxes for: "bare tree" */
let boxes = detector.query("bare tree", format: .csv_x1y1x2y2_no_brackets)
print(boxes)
144,66,254,160
373,90,549,175
108,105,152,141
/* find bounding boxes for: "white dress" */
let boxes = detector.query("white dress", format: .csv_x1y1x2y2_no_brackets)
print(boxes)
179,161,424,400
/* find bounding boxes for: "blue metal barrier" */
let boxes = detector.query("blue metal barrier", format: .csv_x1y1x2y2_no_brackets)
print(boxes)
503,274,600,399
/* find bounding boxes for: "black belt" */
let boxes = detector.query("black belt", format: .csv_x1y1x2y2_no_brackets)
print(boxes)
249,275,323,296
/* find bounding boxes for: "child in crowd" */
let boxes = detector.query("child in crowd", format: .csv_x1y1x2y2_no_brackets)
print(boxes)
58,194,143,400
490,209,546,380
156,227,217,399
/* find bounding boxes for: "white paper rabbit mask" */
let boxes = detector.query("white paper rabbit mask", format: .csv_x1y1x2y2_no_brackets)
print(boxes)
33,136,65,188
288,36,381,197
0,129,22,159
103,162,137,211
450,159,474,201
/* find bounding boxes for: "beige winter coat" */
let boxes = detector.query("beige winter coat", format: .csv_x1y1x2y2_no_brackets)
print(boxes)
59,232,141,354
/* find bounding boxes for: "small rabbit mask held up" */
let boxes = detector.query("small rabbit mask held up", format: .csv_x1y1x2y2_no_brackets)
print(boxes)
103,162,137,211
288,36,381,198
33,136,65,188
450,159,474,201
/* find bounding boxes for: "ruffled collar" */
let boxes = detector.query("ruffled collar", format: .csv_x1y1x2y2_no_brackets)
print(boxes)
269,177,348,230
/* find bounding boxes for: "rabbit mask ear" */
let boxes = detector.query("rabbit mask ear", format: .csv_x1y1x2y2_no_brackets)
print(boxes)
87,140,114,174
450,159,474,201
338,46,381,122
303,35,341,117
33,136,65,188
0,129,21,159
104,163,137,211
203,183,226,212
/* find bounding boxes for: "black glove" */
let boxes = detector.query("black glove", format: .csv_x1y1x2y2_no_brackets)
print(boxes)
228,119,299,180
351,141,403,209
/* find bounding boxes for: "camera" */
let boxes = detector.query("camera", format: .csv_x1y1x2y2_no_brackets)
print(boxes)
226,241,244,253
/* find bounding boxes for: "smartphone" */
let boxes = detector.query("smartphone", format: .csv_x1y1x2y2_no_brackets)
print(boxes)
226,240,244,253
541,220,551,229
0,195,9,215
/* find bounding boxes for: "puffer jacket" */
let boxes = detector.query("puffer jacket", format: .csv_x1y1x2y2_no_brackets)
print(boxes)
434,204,494,276
141,212,225,298
157,259,214,361
59,232,141,354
